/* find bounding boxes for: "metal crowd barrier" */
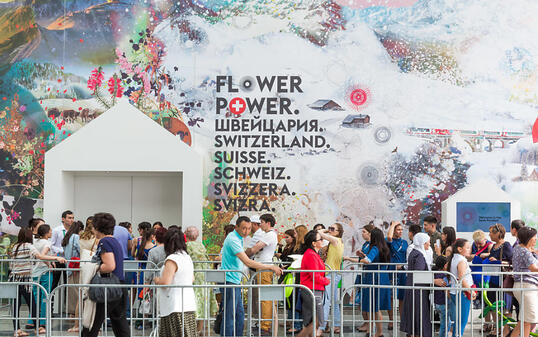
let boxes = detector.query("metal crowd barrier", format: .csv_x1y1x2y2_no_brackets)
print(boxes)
2,257,538,337
0,281,49,336
45,283,315,337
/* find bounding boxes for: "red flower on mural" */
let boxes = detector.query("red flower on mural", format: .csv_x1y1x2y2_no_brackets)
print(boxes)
87,67,104,92
107,76,124,98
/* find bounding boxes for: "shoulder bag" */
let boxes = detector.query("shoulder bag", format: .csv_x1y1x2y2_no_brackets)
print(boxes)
88,241,123,303
500,244,514,296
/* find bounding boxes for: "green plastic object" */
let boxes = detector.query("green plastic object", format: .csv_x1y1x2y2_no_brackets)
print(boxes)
283,272,295,299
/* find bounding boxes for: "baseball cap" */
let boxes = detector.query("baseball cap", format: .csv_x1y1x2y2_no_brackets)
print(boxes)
250,215,261,223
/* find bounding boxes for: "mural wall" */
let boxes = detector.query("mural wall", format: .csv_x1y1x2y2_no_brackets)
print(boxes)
1,0,538,253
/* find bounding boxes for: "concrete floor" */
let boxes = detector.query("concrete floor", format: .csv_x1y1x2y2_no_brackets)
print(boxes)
0,304,502,337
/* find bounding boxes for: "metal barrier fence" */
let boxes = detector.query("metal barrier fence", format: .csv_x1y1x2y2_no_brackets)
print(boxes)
1,259,537,337
250,268,459,337
0,281,316,337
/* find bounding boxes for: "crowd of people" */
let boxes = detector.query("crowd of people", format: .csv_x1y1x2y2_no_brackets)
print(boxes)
5,211,538,337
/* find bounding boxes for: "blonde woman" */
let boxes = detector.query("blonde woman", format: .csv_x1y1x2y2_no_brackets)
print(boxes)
294,225,308,254
79,217,98,253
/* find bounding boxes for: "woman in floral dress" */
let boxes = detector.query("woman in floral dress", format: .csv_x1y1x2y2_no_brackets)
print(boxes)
185,226,218,335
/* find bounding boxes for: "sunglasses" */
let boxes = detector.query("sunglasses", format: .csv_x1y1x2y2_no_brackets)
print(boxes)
314,238,323,242
328,226,337,232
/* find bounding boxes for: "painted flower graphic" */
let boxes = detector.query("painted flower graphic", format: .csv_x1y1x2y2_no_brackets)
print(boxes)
87,67,105,92
107,76,124,98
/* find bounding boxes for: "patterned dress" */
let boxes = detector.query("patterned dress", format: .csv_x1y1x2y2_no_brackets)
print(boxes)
186,241,218,319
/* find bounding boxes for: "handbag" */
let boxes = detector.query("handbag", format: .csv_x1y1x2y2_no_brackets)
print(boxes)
499,244,514,296
213,308,223,334
88,240,123,303
67,236,81,269
68,257,80,269
138,288,153,315
89,272,123,303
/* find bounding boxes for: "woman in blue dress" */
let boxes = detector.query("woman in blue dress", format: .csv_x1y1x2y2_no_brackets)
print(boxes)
347,228,391,337
386,221,408,328
135,228,155,330
346,224,375,332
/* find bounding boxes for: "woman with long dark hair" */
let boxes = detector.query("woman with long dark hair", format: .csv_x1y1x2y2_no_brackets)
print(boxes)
297,230,330,337
276,229,302,333
131,221,152,258
154,227,197,337
62,220,84,328
347,227,390,336
435,227,456,257
10,227,65,336
447,239,475,337
344,224,375,332
276,229,297,263
134,227,155,330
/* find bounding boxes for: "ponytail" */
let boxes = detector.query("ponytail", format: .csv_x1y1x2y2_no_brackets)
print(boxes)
62,221,82,247
447,238,468,274
137,228,154,260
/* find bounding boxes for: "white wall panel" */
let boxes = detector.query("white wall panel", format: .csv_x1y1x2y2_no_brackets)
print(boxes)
74,175,131,224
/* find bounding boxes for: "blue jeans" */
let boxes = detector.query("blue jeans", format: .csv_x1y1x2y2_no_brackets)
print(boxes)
354,275,361,305
32,272,52,327
287,307,302,330
435,304,449,337
220,283,244,337
449,293,471,337
322,274,341,328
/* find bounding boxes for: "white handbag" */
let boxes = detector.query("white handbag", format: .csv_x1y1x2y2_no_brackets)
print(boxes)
80,239,99,329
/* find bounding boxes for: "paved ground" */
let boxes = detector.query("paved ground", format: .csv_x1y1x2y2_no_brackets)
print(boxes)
0,304,500,337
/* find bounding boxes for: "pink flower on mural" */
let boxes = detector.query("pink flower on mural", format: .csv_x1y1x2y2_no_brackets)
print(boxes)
11,210,20,220
107,77,124,98
88,67,104,92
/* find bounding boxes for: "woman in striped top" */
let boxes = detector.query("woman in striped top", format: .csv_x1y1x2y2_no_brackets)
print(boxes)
10,228,66,337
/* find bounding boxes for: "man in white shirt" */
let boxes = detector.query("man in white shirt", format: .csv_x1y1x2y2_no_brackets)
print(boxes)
245,213,278,335
244,215,263,257
244,215,262,250
244,214,263,324
51,210,74,290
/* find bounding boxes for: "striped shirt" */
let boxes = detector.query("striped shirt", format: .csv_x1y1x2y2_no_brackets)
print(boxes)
9,243,38,278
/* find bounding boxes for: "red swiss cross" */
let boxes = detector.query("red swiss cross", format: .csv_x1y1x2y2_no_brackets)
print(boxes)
229,97,246,115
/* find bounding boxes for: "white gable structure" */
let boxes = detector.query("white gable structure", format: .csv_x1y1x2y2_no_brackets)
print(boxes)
441,179,521,243
44,98,202,230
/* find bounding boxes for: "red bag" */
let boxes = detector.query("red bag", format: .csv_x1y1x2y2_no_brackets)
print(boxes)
68,257,80,269
464,284,477,300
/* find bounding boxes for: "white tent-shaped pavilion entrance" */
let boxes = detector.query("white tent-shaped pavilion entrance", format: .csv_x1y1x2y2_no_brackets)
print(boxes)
44,98,202,230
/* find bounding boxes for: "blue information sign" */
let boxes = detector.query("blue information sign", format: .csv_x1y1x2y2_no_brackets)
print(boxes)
456,202,511,232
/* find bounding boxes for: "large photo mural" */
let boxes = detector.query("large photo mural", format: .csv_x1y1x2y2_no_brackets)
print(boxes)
1,0,537,253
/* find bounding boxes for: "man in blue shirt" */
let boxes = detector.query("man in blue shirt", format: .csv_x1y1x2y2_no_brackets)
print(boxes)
220,216,282,337
113,224,133,261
